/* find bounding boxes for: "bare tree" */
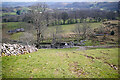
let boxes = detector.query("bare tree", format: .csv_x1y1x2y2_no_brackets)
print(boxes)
81,22,91,39
96,25,105,34
61,12,69,25
44,11,54,27
72,11,79,23
50,25,64,44
73,23,82,42
28,3,52,48
68,11,75,24
73,22,91,42
20,32,35,45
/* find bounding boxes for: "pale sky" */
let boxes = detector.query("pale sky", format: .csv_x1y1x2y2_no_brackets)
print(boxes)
1,0,120,2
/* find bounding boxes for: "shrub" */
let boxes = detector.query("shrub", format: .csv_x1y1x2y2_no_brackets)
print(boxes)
111,30,115,35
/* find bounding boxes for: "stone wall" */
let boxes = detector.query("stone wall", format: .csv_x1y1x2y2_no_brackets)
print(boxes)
0,43,38,56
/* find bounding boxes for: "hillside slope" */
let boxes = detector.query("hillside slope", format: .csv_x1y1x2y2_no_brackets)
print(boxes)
2,48,118,78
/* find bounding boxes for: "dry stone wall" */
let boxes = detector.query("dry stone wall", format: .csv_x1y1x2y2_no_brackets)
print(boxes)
0,43,38,56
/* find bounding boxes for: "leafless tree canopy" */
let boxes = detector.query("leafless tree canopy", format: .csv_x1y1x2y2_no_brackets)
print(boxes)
73,22,91,41
27,3,54,47
50,26,64,44
20,32,35,45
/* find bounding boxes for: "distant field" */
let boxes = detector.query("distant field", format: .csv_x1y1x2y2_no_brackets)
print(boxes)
2,22,25,30
2,22,33,40
2,22,102,40
45,22,102,39
2,12,16,16
48,22,102,33
2,48,118,78
2,22,102,31
10,32,23,40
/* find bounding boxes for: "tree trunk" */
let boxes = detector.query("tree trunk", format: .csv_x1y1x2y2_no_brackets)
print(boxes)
37,28,41,48
63,20,65,24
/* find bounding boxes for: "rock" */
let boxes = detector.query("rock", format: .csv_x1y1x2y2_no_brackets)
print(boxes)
0,43,38,57
29,55,31,58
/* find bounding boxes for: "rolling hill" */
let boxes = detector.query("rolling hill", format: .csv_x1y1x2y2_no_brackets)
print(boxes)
2,2,119,11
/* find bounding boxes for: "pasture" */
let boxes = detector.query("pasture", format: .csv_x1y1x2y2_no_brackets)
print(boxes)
2,22,102,41
1,12,17,17
1,2,119,79
2,22,118,46
2,48,118,78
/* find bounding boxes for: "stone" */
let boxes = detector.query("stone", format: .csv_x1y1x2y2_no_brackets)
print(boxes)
0,43,38,57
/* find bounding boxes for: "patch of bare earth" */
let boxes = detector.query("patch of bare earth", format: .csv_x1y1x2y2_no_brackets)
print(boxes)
69,62,86,77
95,57,101,59
82,54,95,63
83,54,118,70
83,55,94,59
104,62,118,70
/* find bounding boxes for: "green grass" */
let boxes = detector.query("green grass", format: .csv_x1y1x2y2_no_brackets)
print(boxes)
2,22,102,41
47,22,102,34
2,12,16,16
83,40,101,46
2,22,26,40
2,22,25,30
10,32,23,40
2,22,34,40
2,22,102,33
0,57,1,79
2,48,118,78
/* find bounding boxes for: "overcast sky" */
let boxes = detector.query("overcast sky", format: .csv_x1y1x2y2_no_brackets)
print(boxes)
1,0,119,2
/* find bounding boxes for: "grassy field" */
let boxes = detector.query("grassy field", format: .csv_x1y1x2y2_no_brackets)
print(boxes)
2,22,25,30
2,22,102,41
2,22,102,32
48,22,102,33
2,48,118,78
10,32,23,40
2,22,33,40
2,12,16,17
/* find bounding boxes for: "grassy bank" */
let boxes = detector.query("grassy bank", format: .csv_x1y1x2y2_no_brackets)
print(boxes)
2,48,118,78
